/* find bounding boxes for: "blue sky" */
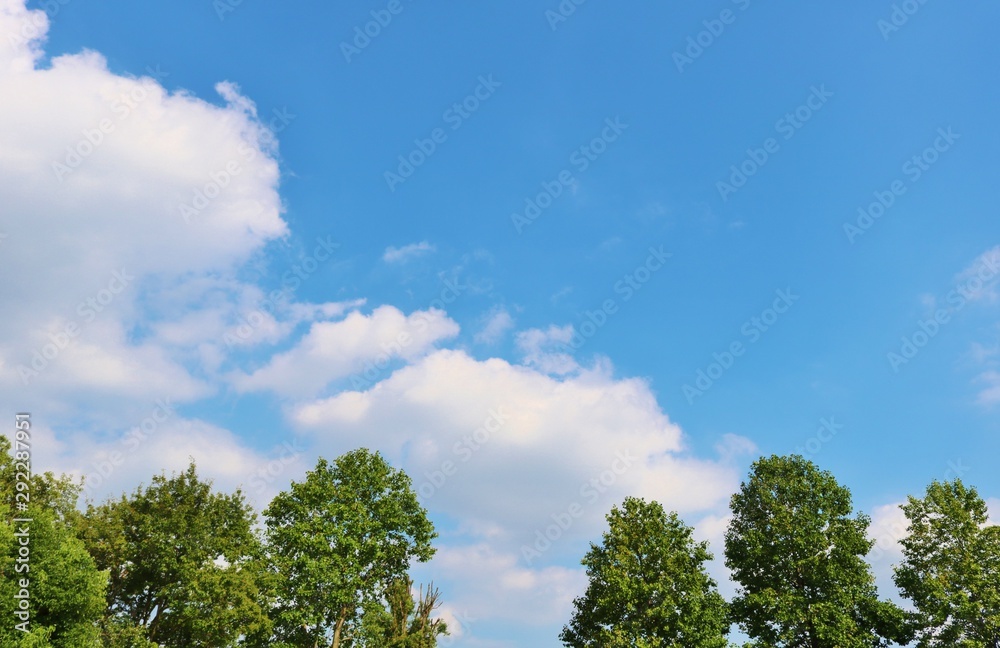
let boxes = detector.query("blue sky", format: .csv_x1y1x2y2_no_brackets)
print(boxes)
3,0,1000,645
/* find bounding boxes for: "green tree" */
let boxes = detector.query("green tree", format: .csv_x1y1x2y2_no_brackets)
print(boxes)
357,577,448,647
894,479,1000,646
560,497,730,648
263,449,437,648
0,435,107,647
79,462,270,647
725,455,906,647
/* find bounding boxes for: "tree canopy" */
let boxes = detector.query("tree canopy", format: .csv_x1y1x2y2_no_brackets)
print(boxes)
894,479,1000,647
0,435,107,648
262,449,437,648
724,454,907,647
560,497,730,647
78,462,271,648
3,432,998,648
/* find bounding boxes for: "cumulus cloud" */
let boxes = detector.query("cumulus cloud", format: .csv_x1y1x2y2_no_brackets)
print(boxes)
0,0,291,415
418,544,586,627
383,241,436,263
292,349,751,558
231,306,460,397
29,413,283,509
869,502,909,565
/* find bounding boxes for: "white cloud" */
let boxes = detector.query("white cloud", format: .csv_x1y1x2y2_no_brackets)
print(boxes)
418,544,586,627
692,512,738,600
231,306,460,397
383,241,436,263
869,502,909,564
0,0,290,414
515,325,580,376
292,349,749,558
474,306,515,345
866,501,910,602
32,414,282,509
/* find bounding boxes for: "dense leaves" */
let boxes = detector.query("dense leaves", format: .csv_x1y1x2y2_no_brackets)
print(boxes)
0,436,107,647
724,455,907,647
894,479,1000,647
78,462,271,647
262,449,437,648
560,497,730,647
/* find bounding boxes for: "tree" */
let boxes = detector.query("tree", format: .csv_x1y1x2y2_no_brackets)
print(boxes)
263,449,437,648
725,455,906,647
357,577,448,647
894,479,1000,646
79,462,271,647
560,497,730,648
0,435,107,648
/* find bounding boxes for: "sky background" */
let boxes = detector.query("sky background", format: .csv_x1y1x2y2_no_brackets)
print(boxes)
2,0,999,645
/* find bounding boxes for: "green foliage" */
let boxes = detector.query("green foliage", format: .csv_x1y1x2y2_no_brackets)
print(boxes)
0,436,107,648
560,497,730,648
357,577,448,647
79,462,270,647
894,479,1000,646
11,426,998,648
263,449,437,648
725,455,906,648
95,617,159,648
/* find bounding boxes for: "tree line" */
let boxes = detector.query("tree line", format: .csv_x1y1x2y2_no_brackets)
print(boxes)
1,437,445,647
2,433,998,647
561,455,1000,647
